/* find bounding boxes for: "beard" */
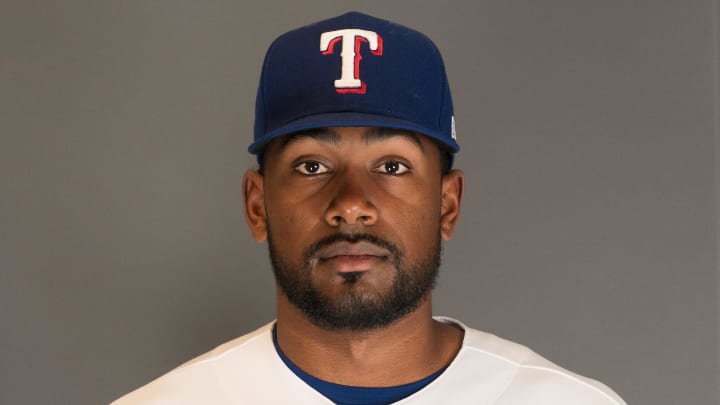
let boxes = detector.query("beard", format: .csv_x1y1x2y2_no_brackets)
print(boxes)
268,230,442,331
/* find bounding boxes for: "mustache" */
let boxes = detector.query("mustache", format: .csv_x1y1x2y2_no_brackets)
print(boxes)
303,233,401,266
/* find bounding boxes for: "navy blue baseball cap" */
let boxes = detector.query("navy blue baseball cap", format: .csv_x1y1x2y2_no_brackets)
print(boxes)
250,12,458,162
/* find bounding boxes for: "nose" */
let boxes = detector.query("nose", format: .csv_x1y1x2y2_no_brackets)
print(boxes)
324,172,378,227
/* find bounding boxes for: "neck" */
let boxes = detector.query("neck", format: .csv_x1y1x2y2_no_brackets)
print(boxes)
275,291,464,387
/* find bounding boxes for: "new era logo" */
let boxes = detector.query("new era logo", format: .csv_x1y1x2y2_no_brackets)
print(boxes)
320,29,383,94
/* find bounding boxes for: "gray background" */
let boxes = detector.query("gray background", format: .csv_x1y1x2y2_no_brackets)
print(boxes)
1,1,718,404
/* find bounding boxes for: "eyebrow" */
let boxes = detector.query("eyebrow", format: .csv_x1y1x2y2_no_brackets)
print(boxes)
280,127,424,151
365,128,424,150
282,128,340,147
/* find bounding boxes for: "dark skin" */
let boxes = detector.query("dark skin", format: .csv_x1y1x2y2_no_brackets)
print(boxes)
243,126,465,387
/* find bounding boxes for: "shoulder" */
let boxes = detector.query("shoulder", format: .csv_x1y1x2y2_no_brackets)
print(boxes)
433,317,626,405
110,322,276,405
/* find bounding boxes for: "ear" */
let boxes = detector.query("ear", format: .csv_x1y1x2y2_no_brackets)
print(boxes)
243,170,267,243
440,169,464,241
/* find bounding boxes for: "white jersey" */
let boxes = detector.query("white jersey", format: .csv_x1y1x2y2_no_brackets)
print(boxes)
112,317,626,404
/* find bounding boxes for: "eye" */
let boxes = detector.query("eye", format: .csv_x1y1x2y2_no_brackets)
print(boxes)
294,160,330,175
376,160,410,175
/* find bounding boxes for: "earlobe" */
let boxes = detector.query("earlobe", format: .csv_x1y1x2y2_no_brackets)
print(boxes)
440,169,464,240
243,170,268,242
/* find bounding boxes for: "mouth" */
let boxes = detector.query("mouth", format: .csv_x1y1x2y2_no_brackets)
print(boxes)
315,241,391,273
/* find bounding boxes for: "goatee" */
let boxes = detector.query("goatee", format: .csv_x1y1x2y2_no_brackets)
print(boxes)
268,231,441,331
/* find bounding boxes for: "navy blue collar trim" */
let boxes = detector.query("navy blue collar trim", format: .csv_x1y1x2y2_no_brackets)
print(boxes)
272,323,446,405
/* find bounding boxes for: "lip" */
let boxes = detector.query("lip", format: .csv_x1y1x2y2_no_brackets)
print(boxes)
315,241,390,260
314,241,391,273
322,255,385,273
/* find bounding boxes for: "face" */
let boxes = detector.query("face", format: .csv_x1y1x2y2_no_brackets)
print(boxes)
243,127,463,331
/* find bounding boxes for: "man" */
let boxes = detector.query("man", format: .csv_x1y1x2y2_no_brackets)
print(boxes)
113,12,626,404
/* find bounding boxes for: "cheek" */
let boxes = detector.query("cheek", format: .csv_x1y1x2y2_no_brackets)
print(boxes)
386,191,442,255
264,193,325,251
266,205,303,241
266,213,308,267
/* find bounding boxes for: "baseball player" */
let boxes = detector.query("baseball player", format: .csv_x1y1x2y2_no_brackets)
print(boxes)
112,12,627,404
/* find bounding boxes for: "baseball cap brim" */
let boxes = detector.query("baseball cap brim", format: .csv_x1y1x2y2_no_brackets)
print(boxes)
248,111,459,155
